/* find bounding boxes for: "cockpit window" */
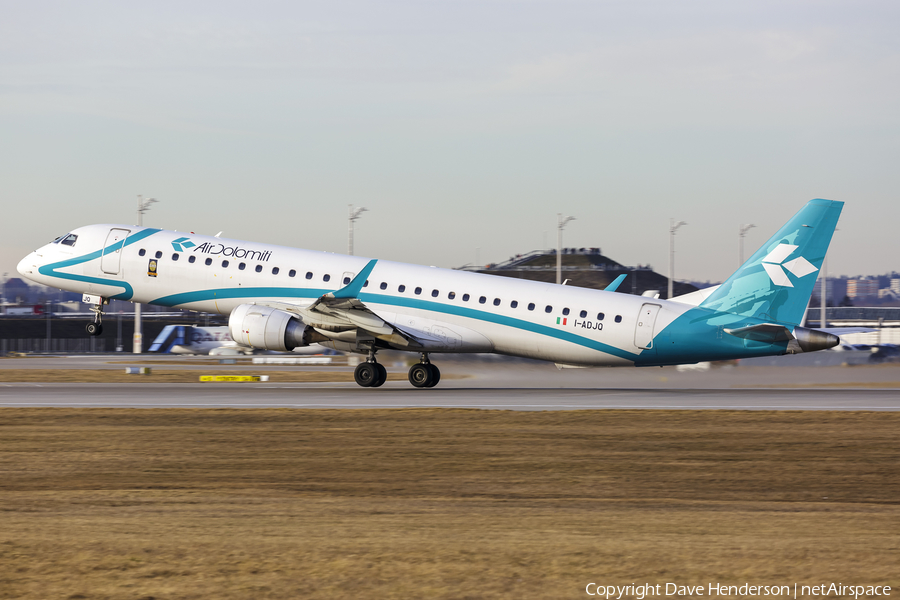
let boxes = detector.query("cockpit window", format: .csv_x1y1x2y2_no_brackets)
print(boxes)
60,234,78,247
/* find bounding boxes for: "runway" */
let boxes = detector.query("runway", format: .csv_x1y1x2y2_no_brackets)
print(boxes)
1,382,898,410
1,355,898,410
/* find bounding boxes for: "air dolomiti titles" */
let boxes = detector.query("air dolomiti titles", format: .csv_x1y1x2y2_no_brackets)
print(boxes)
193,241,273,262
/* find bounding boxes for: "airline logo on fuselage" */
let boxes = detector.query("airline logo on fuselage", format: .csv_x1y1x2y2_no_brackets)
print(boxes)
193,241,273,262
171,237,196,252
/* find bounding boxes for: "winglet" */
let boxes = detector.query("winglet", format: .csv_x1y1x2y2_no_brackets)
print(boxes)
332,259,378,299
604,274,627,292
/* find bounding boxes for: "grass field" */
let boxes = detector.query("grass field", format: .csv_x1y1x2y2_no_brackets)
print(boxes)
1,409,898,599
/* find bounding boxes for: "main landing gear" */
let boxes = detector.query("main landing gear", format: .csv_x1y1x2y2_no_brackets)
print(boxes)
86,300,106,336
351,351,441,389
408,353,440,388
353,350,388,388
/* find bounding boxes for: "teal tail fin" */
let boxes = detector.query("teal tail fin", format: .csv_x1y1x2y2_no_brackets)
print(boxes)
699,199,843,326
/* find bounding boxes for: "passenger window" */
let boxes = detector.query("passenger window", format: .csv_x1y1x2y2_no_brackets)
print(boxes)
615,315,622,323
528,303,535,311
188,256,196,264
510,300,518,308
323,274,331,282
289,269,296,277
255,265,263,273
306,272,313,279
597,312,605,321
222,260,229,268
363,280,369,287
479,296,486,304
580,310,587,318
205,258,212,266
272,267,279,275
448,292,456,300
399,285,406,293
139,249,146,256
344,277,351,285
415,287,422,295
562,308,570,316
239,263,246,270
462,293,470,301
155,251,163,259
432,289,439,297
172,254,179,261
380,282,387,290
545,305,553,313
493,298,500,306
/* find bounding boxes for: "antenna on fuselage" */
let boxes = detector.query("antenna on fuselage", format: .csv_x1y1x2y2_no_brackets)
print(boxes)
215,232,223,238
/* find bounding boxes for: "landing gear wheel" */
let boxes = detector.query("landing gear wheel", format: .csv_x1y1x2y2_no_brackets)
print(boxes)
408,363,434,388
371,363,387,388
425,364,440,388
354,362,378,387
86,322,103,336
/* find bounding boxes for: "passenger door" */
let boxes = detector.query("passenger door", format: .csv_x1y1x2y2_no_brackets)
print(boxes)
634,303,661,350
100,228,130,275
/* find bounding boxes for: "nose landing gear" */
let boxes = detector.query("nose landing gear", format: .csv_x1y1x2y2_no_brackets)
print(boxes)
85,299,107,336
408,353,440,388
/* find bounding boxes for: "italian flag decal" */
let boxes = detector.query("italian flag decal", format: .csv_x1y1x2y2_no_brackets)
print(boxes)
556,317,567,325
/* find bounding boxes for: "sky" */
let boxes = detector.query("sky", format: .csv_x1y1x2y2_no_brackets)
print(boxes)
2,0,899,287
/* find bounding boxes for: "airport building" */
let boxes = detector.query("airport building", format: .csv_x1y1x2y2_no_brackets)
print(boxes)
847,277,879,298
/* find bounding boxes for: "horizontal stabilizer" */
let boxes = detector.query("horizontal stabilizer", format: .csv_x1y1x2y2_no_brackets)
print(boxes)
725,324,840,352
724,323,794,343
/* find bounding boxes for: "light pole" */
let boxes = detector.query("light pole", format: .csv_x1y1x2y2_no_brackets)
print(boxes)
134,195,157,354
820,254,828,328
818,228,841,328
668,219,687,299
739,223,755,265
45,298,51,353
348,204,368,256
557,213,576,285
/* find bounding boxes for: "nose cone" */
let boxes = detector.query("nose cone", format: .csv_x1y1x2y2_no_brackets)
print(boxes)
17,253,36,280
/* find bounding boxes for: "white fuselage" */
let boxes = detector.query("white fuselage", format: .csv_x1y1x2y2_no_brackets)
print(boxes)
18,224,699,366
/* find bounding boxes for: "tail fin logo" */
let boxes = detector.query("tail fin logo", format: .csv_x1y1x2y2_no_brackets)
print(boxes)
760,244,818,288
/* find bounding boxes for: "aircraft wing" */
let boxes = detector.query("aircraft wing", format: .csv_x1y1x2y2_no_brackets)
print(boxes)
259,259,428,349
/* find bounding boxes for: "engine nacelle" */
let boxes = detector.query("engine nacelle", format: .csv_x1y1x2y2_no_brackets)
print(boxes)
229,304,308,351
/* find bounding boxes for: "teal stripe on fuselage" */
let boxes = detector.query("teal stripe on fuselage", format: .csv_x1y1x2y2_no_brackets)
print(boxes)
39,228,162,301
153,287,329,307
151,286,642,361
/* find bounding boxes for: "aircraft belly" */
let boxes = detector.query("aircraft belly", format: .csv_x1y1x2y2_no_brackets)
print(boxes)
494,333,633,366
380,307,493,352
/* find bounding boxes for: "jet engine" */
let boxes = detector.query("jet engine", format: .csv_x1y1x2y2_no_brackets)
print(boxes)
228,304,310,351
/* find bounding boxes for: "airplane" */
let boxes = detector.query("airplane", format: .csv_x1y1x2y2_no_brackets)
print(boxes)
17,198,843,388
